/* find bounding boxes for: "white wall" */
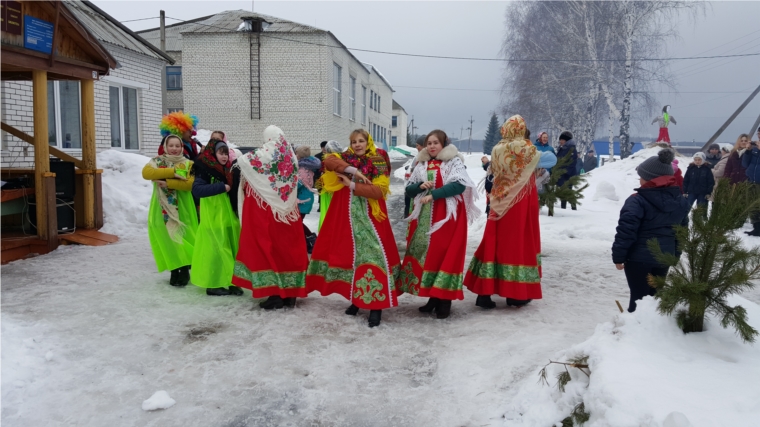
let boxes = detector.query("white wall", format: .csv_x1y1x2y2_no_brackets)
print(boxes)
1,44,165,168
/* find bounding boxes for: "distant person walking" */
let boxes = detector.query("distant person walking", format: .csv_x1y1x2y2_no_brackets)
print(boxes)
724,134,751,185
583,150,598,173
705,143,722,168
556,131,578,210
741,129,760,236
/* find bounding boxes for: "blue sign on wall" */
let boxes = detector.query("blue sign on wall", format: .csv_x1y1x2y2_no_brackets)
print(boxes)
24,15,53,54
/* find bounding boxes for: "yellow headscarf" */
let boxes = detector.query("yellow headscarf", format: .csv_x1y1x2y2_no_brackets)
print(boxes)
488,115,540,220
318,133,390,221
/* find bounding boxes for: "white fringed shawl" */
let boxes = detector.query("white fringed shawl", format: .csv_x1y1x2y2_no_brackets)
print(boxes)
235,127,301,224
406,145,481,233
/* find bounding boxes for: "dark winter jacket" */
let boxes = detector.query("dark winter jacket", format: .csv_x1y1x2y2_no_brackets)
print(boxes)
705,152,722,168
583,155,598,173
482,161,494,194
612,176,690,265
556,140,578,186
683,163,715,196
192,162,237,215
724,151,748,184
741,145,760,183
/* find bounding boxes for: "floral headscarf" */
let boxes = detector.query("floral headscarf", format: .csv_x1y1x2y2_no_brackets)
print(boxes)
488,115,540,220
236,125,300,223
195,139,232,185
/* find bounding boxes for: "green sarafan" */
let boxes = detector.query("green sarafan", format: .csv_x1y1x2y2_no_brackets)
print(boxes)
538,151,589,216
648,179,760,343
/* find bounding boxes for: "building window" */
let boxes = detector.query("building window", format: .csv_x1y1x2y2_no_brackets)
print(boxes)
392,136,397,147
166,66,182,90
392,116,397,127
109,85,140,150
361,86,367,124
349,76,356,121
377,95,381,113
167,108,182,114
370,90,374,110
333,62,342,116
47,81,81,149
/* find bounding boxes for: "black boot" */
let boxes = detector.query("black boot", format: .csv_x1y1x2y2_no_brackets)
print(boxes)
227,286,244,296
571,204,577,211
345,304,359,315
418,297,440,313
306,234,317,254
368,310,382,327
475,295,496,309
746,223,760,236
259,295,284,310
206,287,231,296
283,297,296,308
560,200,567,209
176,266,190,287
169,269,179,286
506,298,532,307
436,300,452,319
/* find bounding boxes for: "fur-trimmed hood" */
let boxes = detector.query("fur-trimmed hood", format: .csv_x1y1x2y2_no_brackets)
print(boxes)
415,144,465,163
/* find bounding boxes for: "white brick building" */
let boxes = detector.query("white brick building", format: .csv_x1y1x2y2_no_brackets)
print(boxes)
1,0,173,168
391,100,408,147
138,11,395,150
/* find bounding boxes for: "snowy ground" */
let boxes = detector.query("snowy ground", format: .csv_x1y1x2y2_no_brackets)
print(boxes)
2,148,759,426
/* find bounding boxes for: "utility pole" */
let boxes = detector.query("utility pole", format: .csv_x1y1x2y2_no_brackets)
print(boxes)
702,83,760,151
159,10,166,114
467,116,474,154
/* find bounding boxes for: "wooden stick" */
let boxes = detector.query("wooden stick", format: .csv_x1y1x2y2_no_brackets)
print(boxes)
616,300,624,313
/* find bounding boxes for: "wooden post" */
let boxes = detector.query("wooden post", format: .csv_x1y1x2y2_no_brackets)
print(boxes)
701,83,760,151
44,174,59,252
32,70,50,240
749,112,760,138
81,79,96,229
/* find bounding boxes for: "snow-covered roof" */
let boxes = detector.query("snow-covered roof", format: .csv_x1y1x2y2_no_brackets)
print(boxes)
66,1,174,64
361,62,394,92
138,10,323,52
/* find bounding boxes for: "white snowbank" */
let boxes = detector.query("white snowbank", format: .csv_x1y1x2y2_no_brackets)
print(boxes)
388,149,409,160
97,149,153,238
505,295,760,426
142,390,176,411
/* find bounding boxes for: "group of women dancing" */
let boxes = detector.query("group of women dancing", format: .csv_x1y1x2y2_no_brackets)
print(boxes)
144,111,544,327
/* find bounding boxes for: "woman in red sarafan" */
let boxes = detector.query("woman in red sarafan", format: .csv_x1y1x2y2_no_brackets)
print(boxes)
232,125,309,310
397,130,480,319
306,129,400,328
464,115,543,309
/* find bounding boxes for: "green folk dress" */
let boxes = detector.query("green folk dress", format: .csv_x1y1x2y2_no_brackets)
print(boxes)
190,185,241,289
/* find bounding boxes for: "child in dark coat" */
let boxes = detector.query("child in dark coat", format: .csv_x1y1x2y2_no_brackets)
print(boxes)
612,149,690,312
683,152,715,214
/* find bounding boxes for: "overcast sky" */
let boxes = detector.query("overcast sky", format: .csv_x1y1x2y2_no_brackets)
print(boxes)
94,0,760,143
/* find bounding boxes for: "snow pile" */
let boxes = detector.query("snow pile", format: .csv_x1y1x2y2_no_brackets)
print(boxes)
142,390,176,411
505,295,760,426
388,149,409,160
97,149,153,238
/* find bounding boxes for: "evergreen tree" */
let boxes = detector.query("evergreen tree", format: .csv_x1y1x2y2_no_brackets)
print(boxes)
483,114,500,155
648,179,760,343
538,153,589,216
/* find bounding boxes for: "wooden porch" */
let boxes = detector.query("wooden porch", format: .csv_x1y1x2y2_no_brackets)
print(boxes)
1,1,119,263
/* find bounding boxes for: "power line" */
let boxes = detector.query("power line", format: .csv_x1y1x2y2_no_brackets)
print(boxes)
158,16,760,63
121,16,159,23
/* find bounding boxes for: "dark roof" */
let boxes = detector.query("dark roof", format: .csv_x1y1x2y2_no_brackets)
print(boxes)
66,1,174,64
